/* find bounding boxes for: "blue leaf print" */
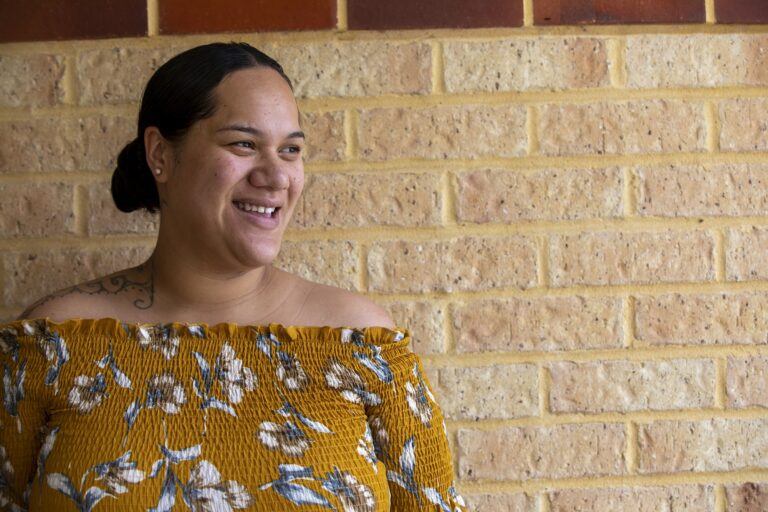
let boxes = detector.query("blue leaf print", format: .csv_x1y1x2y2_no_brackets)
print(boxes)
277,464,316,482
254,332,273,360
82,486,110,511
204,398,237,417
159,443,201,464
386,436,420,500
277,401,333,435
3,360,25,433
192,352,212,392
36,425,59,483
150,467,177,512
273,482,335,509
47,473,81,502
95,354,110,369
149,459,165,479
353,345,393,384
422,487,452,512
110,362,132,389
0,327,20,362
123,399,142,433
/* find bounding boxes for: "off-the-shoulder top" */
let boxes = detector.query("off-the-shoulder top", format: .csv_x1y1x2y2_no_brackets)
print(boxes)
0,319,466,512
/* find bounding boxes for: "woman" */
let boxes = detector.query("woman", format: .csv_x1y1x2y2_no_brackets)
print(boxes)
0,43,465,511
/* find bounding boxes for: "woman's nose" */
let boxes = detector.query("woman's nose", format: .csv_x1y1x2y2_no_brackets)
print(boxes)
248,154,291,190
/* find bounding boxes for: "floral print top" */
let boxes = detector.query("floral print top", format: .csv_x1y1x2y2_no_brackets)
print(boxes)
0,319,466,512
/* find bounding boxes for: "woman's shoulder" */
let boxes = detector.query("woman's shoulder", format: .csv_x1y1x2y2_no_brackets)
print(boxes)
287,274,395,330
17,266,152,321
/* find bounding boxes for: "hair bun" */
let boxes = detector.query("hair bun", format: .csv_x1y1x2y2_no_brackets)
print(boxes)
111,138,160,213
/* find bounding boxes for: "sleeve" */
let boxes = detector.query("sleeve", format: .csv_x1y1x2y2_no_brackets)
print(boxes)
0,325,50,512
362,331,466,512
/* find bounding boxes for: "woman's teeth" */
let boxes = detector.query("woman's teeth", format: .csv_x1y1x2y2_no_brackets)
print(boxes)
234,202,276,215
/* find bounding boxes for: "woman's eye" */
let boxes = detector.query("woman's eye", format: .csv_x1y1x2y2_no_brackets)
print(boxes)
281,145,302,155
232,141,255,149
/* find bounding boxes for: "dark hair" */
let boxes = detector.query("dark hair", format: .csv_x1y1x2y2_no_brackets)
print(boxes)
111,42,293,213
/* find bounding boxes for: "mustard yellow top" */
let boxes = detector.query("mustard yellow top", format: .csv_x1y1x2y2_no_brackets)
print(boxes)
0,319,466,512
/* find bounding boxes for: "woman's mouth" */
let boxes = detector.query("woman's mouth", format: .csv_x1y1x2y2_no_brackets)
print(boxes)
233,201,278,217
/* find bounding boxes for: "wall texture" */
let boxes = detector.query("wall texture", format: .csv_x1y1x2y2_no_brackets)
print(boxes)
2,1,768,511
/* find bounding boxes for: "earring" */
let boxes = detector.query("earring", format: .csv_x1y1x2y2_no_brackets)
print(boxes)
154,168,162,175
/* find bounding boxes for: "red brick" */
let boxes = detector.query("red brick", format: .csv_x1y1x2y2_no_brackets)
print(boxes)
159,0,335,34
535,0,704,25
0,0,146,43
717,0,768,24
348,0,523,29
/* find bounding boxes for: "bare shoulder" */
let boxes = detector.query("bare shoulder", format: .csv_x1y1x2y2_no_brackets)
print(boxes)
17,265,154,321
299,280,395,329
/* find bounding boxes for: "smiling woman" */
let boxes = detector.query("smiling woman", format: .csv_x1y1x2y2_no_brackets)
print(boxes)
0,43,465,511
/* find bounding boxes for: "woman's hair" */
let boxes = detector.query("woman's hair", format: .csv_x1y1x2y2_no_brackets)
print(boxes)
111,42,293,213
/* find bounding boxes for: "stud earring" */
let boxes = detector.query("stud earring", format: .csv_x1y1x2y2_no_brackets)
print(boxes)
154,168,162,175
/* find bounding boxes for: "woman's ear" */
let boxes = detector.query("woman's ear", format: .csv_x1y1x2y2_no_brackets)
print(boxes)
144,126,171,184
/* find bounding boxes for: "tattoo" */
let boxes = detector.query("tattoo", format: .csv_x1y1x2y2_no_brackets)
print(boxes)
18,263,155,319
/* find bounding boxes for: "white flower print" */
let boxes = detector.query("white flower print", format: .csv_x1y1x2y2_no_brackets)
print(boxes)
357,424,378,473
216,343,256,404
324,359,381,406
146,372,186,414
0,445,17,510
137,324,180,360
89,451,145,495
368,415,390,464
68,374,108,414
257,421,311,457
276,351,309,391
324,469,376,512
182,460,254,512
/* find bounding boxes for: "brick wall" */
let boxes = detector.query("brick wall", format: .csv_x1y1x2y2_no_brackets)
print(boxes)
2,1,768,510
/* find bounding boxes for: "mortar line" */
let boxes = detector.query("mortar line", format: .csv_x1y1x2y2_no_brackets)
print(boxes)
705,0,717,24
626,421,639,474
705,101,721,153
62,53,77,106
147,0,160,36
623,295,636,349
441,170,457,226
715,229,727,283
431,40,446,95
344,109,359,161
443,302,457,354
623,166,637,217
538,365,550,418
536,235,550,288
538,492,551,512
607,37,627,89
523,0,534,27
357,243,368,293
73,184,88,237
336,0,348,31
715,484,726,512
716,357,728,410
526,104,540,156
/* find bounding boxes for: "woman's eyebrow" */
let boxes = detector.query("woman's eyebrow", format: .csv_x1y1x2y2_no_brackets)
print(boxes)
217,125,305,139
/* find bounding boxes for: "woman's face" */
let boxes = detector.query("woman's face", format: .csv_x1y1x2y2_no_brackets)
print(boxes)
157,67,305,274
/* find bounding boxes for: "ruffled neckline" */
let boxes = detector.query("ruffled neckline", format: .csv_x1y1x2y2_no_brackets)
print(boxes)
3,317,408,345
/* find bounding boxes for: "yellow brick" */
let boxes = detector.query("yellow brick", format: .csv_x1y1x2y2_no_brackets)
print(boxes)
367,236,537,293
358,104,527,161
458,424,625,480
720,98,768,152
0,182,75,238
727,227,768,281
639,419,768,473
86,182,158,235
0,116,134,173
301,111,345,163
386,301,446,355
638,164,768,217
465,493,535,512
456,167,623,223
538,100,706,156
726,483,768,512
293,172,441,229
276,240,359,291
550,231,715,286
454,297,622,352
0,53,65,107
550,486,714,512
549,359,716,413
443,37,608,93
727,356,768,408
635,293,768,346
626,34,768,88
